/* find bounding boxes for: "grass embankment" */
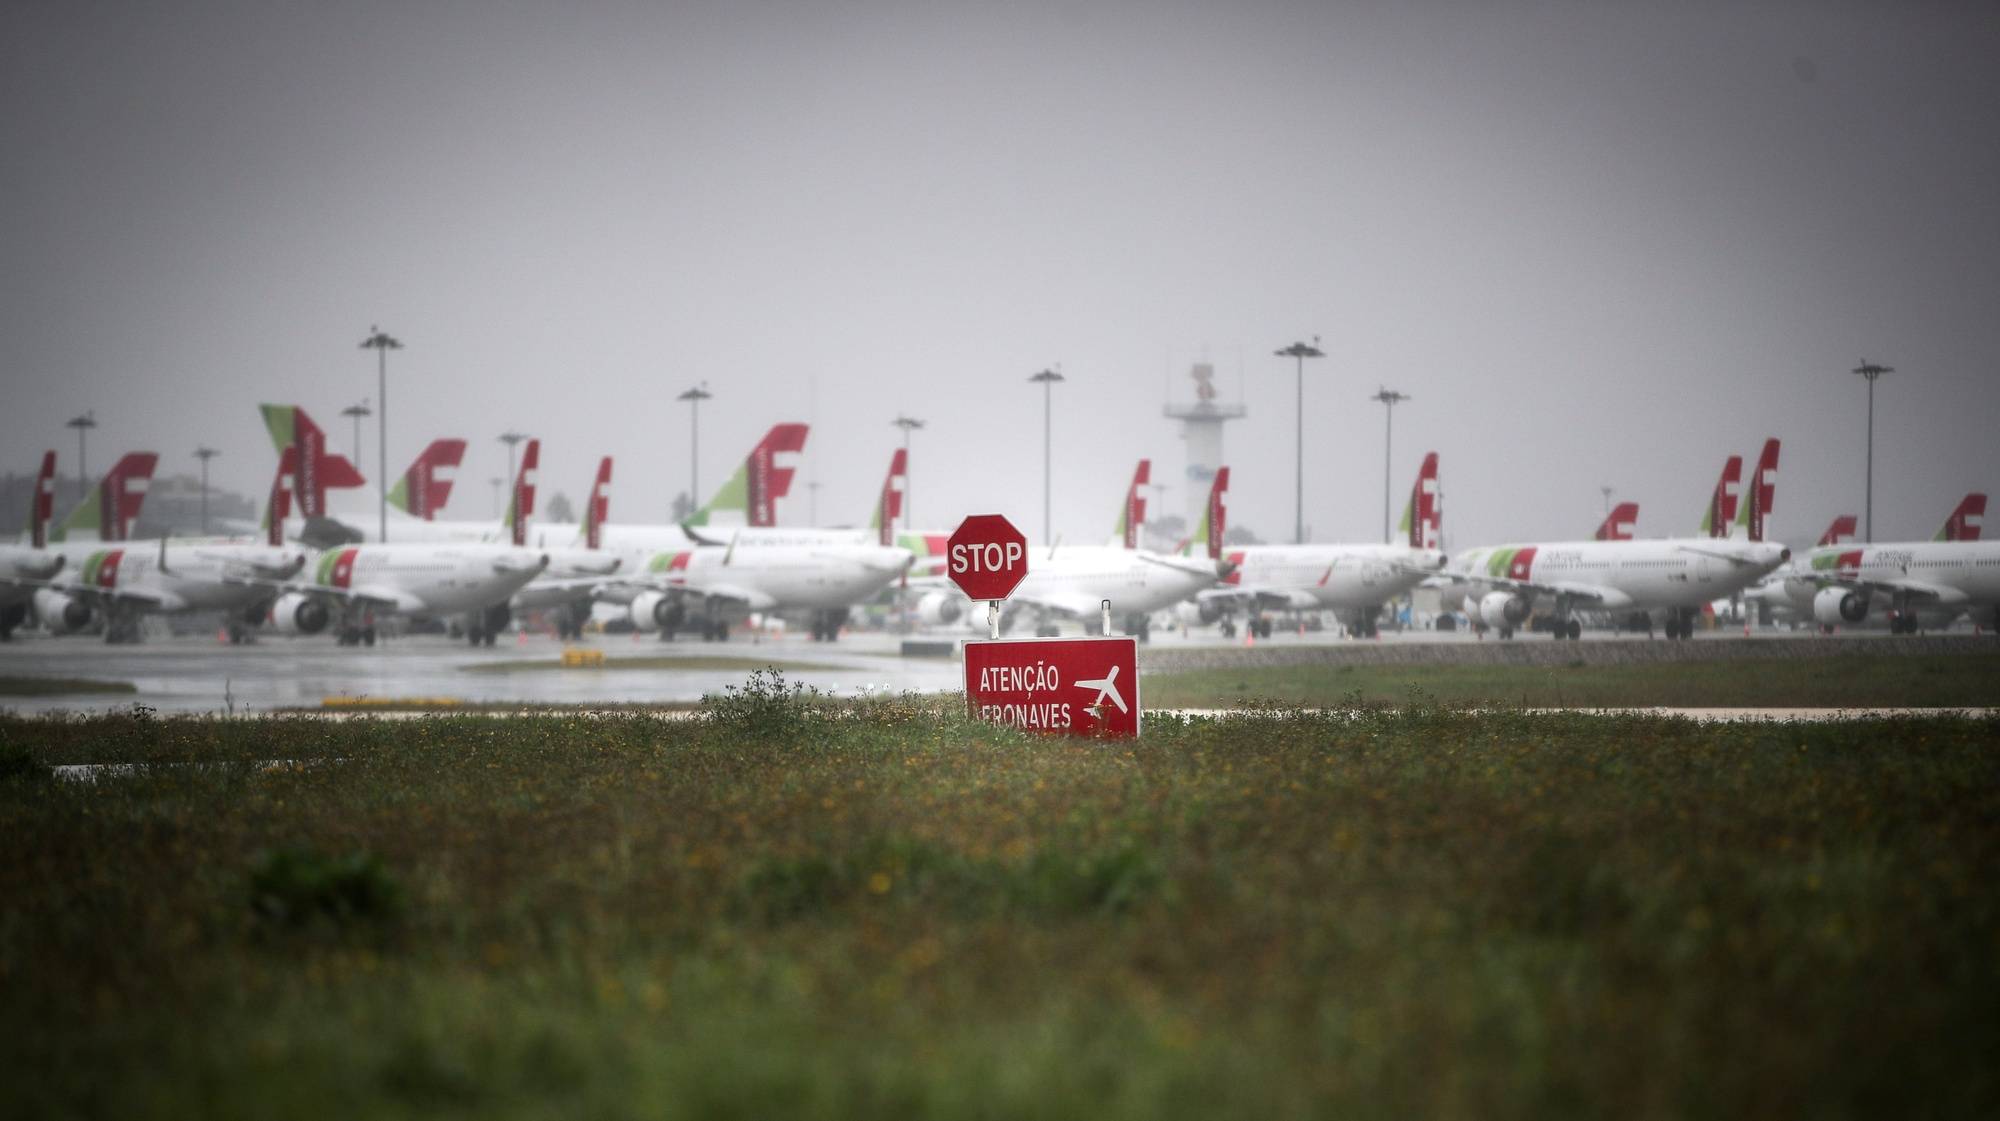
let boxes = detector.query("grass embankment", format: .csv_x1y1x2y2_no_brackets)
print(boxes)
0,675,136,697
3,680,1996,1118
463,655,841,674
1147,652,2000,709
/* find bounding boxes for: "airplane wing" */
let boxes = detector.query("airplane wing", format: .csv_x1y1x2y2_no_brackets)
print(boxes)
1197,586,1318,611
1819,575,1970,606
1672,543,1769,569
35,580,188,614
674,582,780,612
1005,588,1107,620
1455,573,1634,610
1135,552,1221,582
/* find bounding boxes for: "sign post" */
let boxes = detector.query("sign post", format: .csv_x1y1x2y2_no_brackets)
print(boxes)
949,515,1141,739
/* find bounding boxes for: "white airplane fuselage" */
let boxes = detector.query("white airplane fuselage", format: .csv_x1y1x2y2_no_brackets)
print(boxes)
52,541,305,614
1222,544,1446,610
967,545,1218,625
308,543,551,616
1441,538,1791,617
1780,541,2000,630
612,541,914,617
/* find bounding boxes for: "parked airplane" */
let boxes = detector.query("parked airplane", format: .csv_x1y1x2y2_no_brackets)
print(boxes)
917,462,1220,641
1440,440,1790,639
594,432,915,642
21,451,161,635
509,456,624,640
1762,494,1993,634
608,535,913,642
0,452,64,640
1187,454,1446,639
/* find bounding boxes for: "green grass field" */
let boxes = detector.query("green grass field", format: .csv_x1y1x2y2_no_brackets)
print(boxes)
4,677,1996,1118
0,674,136,696
1145,652,2000,709
462,655,841,674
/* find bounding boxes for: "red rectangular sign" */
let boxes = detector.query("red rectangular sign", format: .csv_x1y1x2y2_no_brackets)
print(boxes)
963,636,1140,739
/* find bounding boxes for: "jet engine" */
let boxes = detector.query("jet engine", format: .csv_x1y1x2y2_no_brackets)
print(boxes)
1812,586,1869,626
1478,591,1530,630
33,589,93,633
267,592,331,635
913,590,962,626
628,590,684,633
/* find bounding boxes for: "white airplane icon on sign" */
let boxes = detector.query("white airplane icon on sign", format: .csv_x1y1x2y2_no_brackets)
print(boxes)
1075,664,1128,716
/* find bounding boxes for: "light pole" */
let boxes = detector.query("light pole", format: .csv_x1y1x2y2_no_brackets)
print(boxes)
892,414,925,528
65,411,96,503
807,480,821,526
498,430,527,486
1028,369,1064,541
340,400,372,466
489,476,504,518
359,327,403,542
1275,340,1324,543
1601,485,1613,515
194,447,219,535
1369,387,1409,544
1853,361,1893,542
677,383,712,516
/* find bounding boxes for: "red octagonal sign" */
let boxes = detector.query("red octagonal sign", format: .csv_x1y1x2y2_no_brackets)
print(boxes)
946,514,1029,602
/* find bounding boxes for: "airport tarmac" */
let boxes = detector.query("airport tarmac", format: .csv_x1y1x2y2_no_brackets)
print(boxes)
0,620,1932,716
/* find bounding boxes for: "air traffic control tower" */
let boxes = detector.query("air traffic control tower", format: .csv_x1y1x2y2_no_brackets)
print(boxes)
1164,363,1246,527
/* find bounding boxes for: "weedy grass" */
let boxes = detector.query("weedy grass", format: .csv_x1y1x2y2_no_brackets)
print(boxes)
2,672,1996,1119
1145,652,2000,709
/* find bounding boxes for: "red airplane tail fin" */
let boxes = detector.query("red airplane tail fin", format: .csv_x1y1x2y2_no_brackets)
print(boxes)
507,439,541,547
268,448,297,546
1742,438,1780,543
101,452,159,542
1702,455,1742,538
1817,515,1858,547
1938,493,1986,542
30,450,56,549
1402,452,1441,548
1594,501,1639,541
747,423,809,527
1120,459,1151,549
1206,467,1230,561
400,438,467,520
584,456,613,550
878,447,907,547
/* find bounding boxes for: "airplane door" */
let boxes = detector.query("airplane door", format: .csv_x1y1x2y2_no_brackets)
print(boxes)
1696,556,1714,583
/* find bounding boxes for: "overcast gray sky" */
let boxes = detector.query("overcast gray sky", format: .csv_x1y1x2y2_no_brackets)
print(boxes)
5,0,1997,547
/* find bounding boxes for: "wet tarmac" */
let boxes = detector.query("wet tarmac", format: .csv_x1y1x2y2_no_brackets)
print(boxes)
0,621,1954,716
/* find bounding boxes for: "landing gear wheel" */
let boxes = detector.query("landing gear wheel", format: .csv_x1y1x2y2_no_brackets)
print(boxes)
1567,619,1582,641
364,628,377,647
1219,620,1236,638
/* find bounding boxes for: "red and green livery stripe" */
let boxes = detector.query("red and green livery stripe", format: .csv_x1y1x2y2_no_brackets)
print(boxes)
316,547,360,588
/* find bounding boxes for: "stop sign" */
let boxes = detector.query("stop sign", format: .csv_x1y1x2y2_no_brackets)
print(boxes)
946,514,1029,601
